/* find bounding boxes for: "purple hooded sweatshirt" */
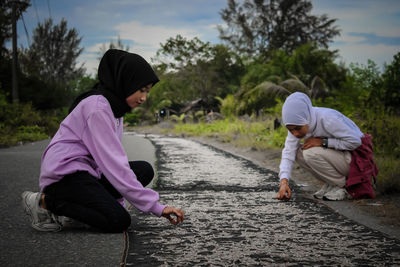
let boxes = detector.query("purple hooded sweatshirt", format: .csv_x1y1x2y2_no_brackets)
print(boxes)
39,95,165,216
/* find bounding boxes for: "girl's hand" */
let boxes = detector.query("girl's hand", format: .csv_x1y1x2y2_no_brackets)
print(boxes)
302,137,322,150
162,206,184,225
276,178,291,200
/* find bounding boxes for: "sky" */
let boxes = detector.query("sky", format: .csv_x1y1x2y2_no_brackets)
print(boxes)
13,0,400,76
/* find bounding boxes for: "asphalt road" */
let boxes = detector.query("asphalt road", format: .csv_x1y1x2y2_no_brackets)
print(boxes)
127,134,400,266
0,134,155,267
1,133,400,266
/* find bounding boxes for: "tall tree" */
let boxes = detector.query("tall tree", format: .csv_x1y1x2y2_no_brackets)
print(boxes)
97,35,130,61
382,52,400,114
0,0,30,102
0,0,30,56
20,18,85,84
218,0,340,57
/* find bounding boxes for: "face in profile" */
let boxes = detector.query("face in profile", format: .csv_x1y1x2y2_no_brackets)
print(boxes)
125,84,152,108
286,124,309,138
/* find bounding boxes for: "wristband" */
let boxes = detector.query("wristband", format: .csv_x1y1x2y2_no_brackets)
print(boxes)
322,137,328,148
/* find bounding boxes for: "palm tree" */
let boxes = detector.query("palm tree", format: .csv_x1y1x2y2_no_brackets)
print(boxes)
235,74,328,115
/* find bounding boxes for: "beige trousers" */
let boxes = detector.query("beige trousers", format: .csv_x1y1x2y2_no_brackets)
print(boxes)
296,147,352,188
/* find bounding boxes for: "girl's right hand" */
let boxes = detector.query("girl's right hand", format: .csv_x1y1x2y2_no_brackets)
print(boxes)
162,206,184,225
276,178,291,200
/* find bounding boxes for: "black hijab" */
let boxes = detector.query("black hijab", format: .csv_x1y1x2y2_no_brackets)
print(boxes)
69,49,159,118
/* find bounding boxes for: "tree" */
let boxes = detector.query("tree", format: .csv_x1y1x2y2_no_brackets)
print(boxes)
154,34,213,72
218,0,340,58
153,35,221,105
17,18,85,109
286,43,346,91
97,35,130,61
152,35,244,112
20,18,85,84
0,0,30,102
0,0,30,56
382,52,400,114
235,74,326,115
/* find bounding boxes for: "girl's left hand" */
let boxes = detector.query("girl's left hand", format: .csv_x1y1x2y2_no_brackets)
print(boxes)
162,206,184,225
302,137,322,150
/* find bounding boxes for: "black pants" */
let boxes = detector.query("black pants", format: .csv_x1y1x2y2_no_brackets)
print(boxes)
44,161,154,233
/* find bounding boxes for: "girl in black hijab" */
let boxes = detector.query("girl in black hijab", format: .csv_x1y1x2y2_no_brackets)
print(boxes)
22,49,184,233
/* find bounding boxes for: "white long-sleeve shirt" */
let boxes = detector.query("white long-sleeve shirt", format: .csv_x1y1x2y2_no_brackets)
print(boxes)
279,107,363,180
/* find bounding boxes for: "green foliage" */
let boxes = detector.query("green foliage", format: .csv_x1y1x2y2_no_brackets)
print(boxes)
194,110,205,121
216,95,239,118
172,118,286,149
240,61,283,91
236,44,346,116
20,18,85,85
382,51,400,114
374,155,400,194
150,36,244,113
353,114,400,158
15,125,48,142
71,75,98,98
146,76,188,113
0,0,30,55
0,91,64,146
287,43,346,92
124,108,145,126
264,98,284,116
238,81,288,115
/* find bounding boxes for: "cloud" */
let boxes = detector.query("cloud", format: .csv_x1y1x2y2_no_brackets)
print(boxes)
77,51,99,77
348,32,400,46
114,21,198,48
313,1,400,38
112,21,201,62
81,21,202,75
332,42,399,68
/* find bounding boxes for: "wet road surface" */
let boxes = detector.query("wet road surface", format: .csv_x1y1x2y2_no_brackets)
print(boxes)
126,135,400,266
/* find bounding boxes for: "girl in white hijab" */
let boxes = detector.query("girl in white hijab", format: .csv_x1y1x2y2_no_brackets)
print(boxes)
277,92,364,201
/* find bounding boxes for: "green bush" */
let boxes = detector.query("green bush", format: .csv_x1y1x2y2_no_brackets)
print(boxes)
353,114,400,158
124,112,141,126
375,155,400,194
16,125,48,142
0,91,65,146
216,95,238,118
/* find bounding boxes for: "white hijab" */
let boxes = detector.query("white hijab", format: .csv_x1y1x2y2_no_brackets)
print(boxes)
282,92,316,130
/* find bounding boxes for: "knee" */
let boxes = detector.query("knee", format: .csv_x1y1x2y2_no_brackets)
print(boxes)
106,209,131,233
302,147,324,164
106,212,131,233
129,161,154,187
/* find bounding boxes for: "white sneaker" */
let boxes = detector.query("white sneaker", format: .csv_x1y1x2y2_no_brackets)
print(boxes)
323,186,349,201
313,183,332,199
21,191,62,232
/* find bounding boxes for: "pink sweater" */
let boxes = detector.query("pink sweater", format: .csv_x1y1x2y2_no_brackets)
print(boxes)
39,95,166,216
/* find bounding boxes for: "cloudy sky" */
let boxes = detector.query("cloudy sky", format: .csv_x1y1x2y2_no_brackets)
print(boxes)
14,0,400,76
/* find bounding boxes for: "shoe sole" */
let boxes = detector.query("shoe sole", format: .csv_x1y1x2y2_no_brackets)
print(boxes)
313,194,324,199
322,196,345,201
21,191,61,232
